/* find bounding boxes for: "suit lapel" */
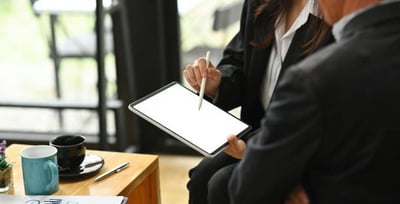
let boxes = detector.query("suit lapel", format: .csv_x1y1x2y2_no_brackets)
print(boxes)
248,46,270,95
281,14,334,81
280,15,315,79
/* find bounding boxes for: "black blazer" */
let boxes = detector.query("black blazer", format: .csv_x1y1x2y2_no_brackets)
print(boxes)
229,2,400,204
214,0,331,133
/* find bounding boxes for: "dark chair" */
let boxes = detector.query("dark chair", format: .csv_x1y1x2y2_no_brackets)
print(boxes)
0,0,130,151
30,0,114,100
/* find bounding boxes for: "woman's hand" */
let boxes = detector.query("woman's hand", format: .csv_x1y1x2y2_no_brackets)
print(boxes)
284,185,309,204
224,134,246,159
183,57,221,97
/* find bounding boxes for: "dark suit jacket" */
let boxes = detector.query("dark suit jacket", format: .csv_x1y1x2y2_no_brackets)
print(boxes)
214,0,331,133
229,2,400,204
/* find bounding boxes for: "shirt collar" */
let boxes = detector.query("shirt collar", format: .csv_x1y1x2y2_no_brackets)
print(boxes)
278,0,318,40
332,0,400,41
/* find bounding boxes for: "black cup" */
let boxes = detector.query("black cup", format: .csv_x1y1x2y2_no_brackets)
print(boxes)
49,135,86,170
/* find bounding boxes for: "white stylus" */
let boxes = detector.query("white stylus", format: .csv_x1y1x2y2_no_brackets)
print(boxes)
94,162,129,182
198,51,210,111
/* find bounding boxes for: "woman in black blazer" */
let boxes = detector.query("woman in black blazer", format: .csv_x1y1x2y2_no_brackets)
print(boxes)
183,0,332,203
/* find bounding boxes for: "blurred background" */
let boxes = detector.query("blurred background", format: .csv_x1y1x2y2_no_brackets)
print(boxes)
0,0,240,154
0,0,242,202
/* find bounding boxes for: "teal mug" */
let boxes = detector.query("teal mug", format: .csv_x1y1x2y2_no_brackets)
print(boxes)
20,145,59,195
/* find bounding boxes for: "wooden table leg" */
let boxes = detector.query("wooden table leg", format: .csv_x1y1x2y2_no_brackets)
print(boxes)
127,167,160,204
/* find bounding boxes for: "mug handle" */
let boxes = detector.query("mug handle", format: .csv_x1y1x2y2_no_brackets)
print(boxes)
45,160,59,193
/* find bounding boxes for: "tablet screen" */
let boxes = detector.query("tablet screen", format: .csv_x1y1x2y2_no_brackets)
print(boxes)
128,81,251,157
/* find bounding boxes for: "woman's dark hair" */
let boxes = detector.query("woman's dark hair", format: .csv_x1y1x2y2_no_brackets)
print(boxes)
250,0,331,55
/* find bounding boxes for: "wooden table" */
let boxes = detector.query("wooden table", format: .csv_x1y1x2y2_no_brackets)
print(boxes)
5,144,160,204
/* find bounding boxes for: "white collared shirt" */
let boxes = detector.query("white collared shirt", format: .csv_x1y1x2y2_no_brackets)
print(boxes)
262,0,318,109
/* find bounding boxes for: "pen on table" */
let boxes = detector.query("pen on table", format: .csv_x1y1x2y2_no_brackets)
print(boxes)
94,162,129,182
198,51,210,111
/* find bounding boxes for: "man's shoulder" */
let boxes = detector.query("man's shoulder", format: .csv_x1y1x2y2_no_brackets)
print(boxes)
282,39,365,91
293,42,351,74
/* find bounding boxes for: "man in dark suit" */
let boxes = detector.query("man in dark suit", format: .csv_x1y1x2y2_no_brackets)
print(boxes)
227,0,400,203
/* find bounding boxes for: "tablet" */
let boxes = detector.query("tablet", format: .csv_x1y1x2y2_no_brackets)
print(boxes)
128,81,252,157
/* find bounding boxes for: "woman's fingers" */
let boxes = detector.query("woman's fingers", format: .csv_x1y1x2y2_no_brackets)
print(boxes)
184,63,202,90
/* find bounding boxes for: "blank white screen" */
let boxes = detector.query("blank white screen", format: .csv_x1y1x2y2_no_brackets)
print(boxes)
131,83,250,155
